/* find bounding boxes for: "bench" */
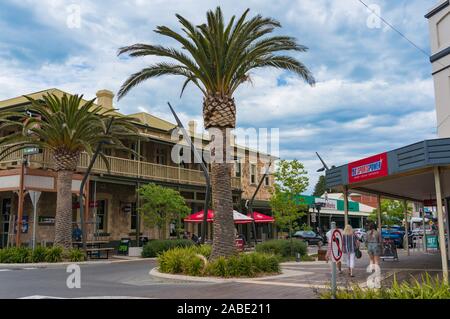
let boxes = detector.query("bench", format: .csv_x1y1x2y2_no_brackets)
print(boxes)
86,247,114,259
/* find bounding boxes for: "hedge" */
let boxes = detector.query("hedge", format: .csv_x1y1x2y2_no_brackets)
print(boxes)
0,247,85,263
157,246,280,278
255,239,307,260
142,239,194,258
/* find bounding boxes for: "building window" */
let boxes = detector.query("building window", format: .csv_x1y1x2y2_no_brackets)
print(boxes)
264,175,270,186
234,161,241,178
180,191,195,200
155,148,166,165
96,200,107,232
130,203,137,231
250,164,257,184
196,192,206,201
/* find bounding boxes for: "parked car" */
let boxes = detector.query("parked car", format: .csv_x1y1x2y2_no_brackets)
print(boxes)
354,228,367,242
292,230,324,245
382,225,406,248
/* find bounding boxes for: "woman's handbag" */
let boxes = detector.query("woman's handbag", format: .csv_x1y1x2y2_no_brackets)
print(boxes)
355,248,362,259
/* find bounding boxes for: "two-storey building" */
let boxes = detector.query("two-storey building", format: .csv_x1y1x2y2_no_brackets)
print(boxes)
0,88,277,248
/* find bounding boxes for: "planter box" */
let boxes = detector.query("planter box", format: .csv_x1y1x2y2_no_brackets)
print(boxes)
317,249,327,261
128,247,143,257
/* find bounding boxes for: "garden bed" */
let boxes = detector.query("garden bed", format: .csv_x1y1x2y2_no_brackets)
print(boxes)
0,247,85,264
157,245,280,278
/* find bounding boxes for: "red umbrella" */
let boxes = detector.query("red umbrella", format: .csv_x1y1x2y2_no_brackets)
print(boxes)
247,211,275,223
184,210,253,224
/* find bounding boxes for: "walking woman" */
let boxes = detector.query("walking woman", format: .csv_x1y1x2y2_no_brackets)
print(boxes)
343,225,359,277
367,222,382,266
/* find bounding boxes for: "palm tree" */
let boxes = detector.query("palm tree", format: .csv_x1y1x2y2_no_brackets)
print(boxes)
117,7,315,258
0,93,139,249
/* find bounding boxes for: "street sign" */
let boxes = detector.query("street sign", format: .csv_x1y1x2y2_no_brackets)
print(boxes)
331,229,343,262
310,212,316,223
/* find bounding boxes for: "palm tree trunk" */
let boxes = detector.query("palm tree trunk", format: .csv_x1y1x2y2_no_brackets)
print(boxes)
210,127,236,259
54,170,74,249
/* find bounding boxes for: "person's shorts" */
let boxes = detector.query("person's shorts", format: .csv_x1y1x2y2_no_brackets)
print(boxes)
367,243,381,256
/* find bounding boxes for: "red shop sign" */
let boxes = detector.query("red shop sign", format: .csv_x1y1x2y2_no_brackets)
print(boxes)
348,152,388,184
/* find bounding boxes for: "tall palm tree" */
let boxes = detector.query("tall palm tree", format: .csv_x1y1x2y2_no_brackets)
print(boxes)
0,93,139,249
117,7,315,258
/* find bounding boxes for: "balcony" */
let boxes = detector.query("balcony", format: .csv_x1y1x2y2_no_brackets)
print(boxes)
0,147,241,189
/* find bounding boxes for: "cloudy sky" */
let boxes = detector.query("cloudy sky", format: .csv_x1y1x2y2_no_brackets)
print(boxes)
0,0,440,192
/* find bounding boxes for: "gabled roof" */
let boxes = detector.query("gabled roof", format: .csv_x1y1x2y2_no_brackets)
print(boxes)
0,88,123,117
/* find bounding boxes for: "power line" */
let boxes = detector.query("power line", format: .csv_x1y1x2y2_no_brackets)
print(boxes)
357,0,431,58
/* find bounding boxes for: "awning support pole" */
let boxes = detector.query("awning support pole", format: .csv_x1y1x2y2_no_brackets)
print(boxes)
343,186,349,226
376,194,382,232
433,166,448,283
403,199,409,256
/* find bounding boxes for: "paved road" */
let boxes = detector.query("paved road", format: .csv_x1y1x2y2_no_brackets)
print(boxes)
0,259,319,299
0,249,444,299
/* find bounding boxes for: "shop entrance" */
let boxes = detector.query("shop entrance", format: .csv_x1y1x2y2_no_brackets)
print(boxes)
1,198,12,248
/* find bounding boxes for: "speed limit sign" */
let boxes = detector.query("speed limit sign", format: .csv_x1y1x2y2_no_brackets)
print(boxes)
331,229,343,262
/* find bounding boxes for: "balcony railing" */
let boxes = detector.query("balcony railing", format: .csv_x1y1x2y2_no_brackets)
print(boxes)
0,147,241,189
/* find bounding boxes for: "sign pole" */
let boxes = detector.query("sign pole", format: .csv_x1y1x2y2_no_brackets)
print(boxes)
331,221,337,299
29,191,41,250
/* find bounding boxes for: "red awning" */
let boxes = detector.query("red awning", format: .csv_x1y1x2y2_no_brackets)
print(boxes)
184,210,253,224
247,211,275,223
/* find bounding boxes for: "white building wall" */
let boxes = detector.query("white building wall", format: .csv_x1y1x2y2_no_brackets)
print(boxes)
427,1,450,137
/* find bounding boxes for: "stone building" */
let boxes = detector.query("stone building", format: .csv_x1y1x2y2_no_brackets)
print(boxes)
0,88,277,248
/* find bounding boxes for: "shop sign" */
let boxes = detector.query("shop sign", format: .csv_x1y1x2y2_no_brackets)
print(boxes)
426,235,438,249
348,152,388,184
315,197,337,210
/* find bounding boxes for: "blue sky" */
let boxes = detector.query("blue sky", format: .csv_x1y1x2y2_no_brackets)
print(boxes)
0,0,439,192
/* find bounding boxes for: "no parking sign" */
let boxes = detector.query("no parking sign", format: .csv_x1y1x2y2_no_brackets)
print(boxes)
331,229,343,262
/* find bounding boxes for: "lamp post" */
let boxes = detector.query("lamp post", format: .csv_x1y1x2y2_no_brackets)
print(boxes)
167,103,210,244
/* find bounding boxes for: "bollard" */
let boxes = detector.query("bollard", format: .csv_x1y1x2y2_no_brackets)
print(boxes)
296,252,301,262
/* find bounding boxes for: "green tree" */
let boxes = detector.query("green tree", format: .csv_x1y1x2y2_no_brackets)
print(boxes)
270,160,309,253
138,183,191,239
0,93,139,249
117,7,314,259
313,175,327,197
369,199,412,227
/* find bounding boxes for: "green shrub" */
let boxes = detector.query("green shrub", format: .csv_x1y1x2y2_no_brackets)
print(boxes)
321,274,450,299
256,240,307,260
158,245,209,276
64,249,86,262
206,253,280,278
30,246,47,263
157,245,280,278
0,247,31,263
44,247,63,263
142,239,194,258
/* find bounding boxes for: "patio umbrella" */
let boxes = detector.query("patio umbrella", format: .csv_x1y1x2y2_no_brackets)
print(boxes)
247,211,275,223
184,210,253,224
